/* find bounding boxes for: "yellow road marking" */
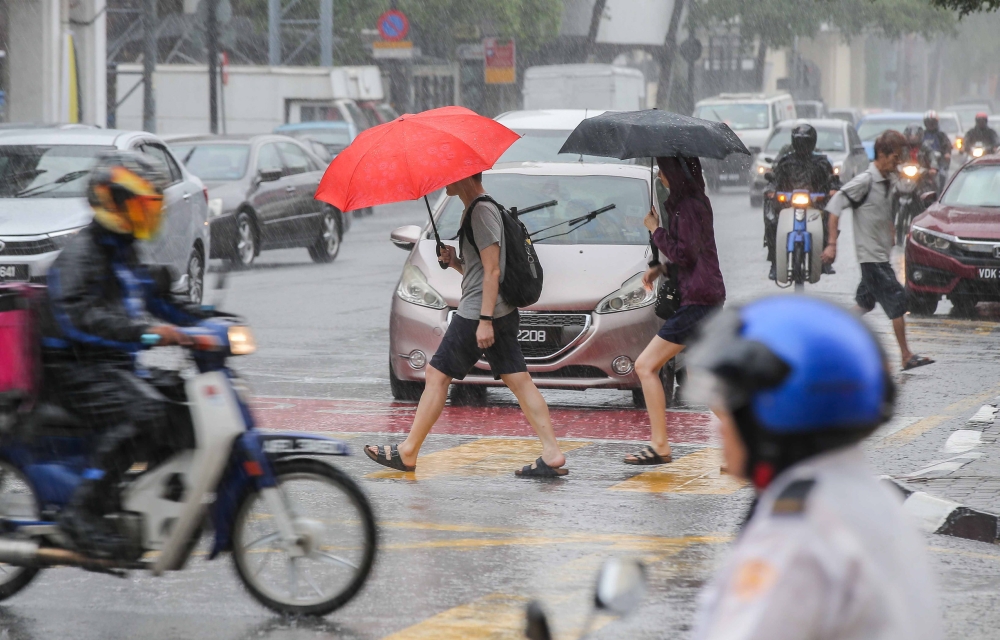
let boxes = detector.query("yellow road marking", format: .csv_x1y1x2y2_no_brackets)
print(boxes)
609,448,746,494
366,439,590,480
878,415,949,445
928,546,1000,562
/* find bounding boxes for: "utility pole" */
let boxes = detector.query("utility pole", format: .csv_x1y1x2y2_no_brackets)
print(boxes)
268,0,281,65
656,0,686,110
320,0,333,66
207,0,219,133
142,0,157,132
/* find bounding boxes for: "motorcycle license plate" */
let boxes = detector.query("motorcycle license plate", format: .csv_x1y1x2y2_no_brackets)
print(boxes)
977,267,1000,280
0,265,28,282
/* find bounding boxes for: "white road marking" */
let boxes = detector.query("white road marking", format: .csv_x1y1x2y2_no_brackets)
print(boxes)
944,430,983,454
903,492,962,534
967,404,998,426
907,452,983,479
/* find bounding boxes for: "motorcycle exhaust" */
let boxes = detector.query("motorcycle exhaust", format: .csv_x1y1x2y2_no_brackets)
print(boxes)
0,540,140,571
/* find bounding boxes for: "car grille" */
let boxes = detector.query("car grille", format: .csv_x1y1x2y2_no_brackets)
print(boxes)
0,238,58,256
448,311,591,361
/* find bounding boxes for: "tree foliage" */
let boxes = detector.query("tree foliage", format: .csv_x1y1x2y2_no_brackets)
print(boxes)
928,0,1000,15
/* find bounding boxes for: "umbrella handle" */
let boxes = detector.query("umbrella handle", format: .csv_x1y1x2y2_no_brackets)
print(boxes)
424,195,449,270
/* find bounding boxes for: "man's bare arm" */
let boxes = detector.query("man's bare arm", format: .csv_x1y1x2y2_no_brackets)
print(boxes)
479,243,501,317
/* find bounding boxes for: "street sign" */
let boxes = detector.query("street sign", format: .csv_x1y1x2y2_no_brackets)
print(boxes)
484,38,515,85
377,9,409,42
679,38,703,64
372,40,415,60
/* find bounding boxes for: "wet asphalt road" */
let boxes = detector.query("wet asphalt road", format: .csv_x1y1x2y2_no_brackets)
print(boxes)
5,190,1000,639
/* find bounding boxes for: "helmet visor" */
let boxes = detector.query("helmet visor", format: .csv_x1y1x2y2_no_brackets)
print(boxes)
125,193,164,240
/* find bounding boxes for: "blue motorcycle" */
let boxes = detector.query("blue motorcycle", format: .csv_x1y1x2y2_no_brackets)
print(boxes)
0,315,376,615
771,190,827,291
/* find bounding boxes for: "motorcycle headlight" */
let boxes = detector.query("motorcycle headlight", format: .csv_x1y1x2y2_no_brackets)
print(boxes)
397,265,447,309
208,198,225,218
973,147,985,158
902,165,919,178
833,162,842,175
911,227,952,253
955,137,964,151
791,192,811,207
227,325,257,355
596,272,656,314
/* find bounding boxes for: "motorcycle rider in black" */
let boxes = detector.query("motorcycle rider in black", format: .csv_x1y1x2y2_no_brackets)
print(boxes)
964,113,999,154
39,151,206,558
765,123,838,280
903,124,940,192
922,111,952,190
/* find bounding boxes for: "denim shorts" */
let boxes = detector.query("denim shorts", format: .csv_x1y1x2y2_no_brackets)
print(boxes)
657,304,721,346
429,310,527,380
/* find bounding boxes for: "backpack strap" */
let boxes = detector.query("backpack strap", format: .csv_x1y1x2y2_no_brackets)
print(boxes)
459,194,505,257
842,172,873,210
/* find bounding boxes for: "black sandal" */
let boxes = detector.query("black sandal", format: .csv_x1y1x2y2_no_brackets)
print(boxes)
903,355,935,371
515,457,568,478
364,444,415,472
624,445,672,466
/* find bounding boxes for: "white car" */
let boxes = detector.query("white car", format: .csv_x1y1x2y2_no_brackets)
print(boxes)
0,129,210,302
493,109,643,165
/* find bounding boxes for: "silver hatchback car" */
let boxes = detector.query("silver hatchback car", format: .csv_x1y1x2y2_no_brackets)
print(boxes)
0,129,210,302
388,162,674,406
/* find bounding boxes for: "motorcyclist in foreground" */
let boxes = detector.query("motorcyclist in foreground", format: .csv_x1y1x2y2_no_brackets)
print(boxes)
964,113,999,155
765,123,837,281
686,296,941,640
39,151,207,558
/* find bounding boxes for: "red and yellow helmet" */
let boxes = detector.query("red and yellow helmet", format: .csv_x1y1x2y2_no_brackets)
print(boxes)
87,151,170,240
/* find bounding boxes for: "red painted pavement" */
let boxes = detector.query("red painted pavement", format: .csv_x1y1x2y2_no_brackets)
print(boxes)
251,397,717,444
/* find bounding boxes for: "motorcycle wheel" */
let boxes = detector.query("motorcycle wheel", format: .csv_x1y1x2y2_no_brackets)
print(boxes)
792,244,805,287
0,460,41,600
232,459,377,616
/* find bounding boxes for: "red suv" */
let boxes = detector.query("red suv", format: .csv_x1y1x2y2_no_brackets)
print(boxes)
905,155,1000,315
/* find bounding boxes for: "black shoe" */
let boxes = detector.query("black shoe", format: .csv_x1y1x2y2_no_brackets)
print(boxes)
60,481,131,559
823,263,836,275
768,264,777,281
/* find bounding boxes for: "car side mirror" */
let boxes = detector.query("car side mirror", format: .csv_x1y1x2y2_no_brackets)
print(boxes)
594,558,646,615
764,156,774,163
920,191,938,206
764,171,775,183
257,169,282,183
390,224,422,250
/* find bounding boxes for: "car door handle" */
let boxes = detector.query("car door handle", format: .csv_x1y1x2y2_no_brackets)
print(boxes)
183,193,191,200
285,186,296,193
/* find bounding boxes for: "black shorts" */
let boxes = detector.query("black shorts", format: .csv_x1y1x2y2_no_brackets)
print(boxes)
856,262,907,319
657,304,721,345
429,310,527,380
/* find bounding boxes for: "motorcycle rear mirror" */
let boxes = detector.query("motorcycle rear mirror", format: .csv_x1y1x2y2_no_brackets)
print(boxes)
920,191,938,206
764,156,774,163
594,558,646,615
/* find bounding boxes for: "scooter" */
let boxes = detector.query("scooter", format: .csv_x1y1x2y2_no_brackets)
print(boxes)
770,189,826,292
0,307,376,615
526,558,646,640
893,163,932,246
970,140,991,159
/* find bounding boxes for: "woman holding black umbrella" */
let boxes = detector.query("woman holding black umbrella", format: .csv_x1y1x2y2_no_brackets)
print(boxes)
624,156,726,465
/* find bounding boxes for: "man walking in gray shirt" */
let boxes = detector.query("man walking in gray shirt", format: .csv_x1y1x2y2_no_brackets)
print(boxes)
823,130,934,370
366,172,568,477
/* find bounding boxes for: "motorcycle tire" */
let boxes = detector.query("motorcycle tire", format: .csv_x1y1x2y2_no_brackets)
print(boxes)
0,460,41,601
792,244,805,285
232,459,377,616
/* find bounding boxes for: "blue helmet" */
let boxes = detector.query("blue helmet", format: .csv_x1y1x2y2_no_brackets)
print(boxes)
686,296,893,481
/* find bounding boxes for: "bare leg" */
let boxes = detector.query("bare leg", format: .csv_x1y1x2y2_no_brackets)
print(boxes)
368,365,451,467
501,372,565,468
892,315,914,366
628,336,685,461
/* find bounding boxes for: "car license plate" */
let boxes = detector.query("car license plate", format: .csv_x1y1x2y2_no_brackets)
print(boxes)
518,329,551,343
977,267,1000,280
0,265,28,282
720,173,741,181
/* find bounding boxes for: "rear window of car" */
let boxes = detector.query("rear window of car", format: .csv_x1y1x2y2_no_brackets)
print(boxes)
497,130,633,165
857,118,920,141
285,128,352,148
436,173,651,245
695,103,769,130
172,143,250,181
0,144,112,198
941,165,1000,208
764,126,845,153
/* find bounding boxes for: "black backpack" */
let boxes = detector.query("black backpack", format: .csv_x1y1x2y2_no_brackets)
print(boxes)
459,195,544,308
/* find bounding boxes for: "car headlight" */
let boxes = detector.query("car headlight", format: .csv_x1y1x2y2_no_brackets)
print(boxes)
208,198,224,218
911,227,952,253
48,226,85,249
227,325,257,355
972,146,985,158
596,272,656,314
833,162,842,175
397,265,447,309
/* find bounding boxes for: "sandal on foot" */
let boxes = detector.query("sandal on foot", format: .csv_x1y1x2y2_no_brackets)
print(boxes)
624,445,672,466
364,444,415,472
903,355,935,371
515,457,568,478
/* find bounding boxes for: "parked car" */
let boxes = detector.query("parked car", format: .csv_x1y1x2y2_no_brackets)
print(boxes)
904,155,1000,316
274,121,358,162
693,93,797,190
388,162,676,407
493,109,643,165
829,108,862,126
749,118,868,206
359,101,399,125
169,135,344,268
794,100,827,119
0,128,210,302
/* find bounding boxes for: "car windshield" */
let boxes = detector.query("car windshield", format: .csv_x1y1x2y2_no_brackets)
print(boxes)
497,130,633,164
939,118,960,135
695,103,769,130
951,108,988,129
941,165,1000,208
286,129,352,148
765,126,845,153
857,118,920,141
0,144,111,198
437,173,651,245
172,143,249,181
796,104,823,118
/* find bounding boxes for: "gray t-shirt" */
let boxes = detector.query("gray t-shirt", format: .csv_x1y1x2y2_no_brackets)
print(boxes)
827,163,894,263
457,197,515,320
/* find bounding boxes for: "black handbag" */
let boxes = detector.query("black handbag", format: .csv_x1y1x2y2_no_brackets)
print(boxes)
655,264,681,320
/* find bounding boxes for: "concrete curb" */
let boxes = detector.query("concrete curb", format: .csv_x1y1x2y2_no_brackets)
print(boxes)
881,476,1000,544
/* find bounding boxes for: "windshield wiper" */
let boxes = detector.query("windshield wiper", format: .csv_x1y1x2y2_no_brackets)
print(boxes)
15,170,90,198
530,204,616,243
511,199,557,218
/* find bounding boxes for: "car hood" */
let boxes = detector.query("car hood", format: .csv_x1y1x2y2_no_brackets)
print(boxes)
913,203,1000,240
734,129,770,152
411,240,650,310
205,180,250,212
0,198,93,236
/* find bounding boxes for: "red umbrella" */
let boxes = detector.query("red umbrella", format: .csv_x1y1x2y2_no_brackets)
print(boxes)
314,106,519,264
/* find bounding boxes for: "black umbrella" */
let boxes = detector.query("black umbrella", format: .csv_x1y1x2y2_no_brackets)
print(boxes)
558,109,751,161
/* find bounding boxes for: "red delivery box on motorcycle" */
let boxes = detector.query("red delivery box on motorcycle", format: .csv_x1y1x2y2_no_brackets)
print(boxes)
0,284,41,403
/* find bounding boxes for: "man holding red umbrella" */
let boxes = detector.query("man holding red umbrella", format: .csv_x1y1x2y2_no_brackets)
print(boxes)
315,107,567,477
